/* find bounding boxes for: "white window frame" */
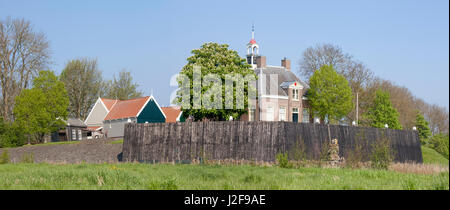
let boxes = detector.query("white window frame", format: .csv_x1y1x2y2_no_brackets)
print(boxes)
72,129,76,141
302,108,310,123
293,89,299,101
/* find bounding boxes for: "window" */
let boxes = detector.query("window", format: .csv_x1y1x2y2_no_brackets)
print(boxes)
292,108,299,123
78,129,82,141
266,107,274,121
293,89,299,100
302,108,310,123
279,107,286,121
72,129,76,141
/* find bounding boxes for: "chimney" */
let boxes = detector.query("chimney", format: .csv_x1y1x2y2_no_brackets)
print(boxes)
255,56,266,68
281,57,291,71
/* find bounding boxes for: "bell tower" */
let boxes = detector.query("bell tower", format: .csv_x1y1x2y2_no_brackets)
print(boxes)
246,25,259,69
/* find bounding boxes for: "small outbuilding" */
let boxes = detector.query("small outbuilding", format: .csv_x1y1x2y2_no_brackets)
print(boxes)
51,118,88,142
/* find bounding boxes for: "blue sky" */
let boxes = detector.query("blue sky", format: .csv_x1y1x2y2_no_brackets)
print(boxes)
0,0,448,109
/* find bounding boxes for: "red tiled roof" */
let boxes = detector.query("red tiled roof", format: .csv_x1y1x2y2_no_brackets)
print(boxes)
249,38,257,44
104,96,150,121
100,98,118,111
161,106,182,123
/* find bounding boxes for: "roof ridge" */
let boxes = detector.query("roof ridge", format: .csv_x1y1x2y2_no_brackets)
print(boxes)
119,96,150,102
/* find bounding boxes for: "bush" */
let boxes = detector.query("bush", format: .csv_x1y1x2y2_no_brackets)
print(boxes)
428,134,449,160
0,149,10,164
0,119,26,148
292,140,307,162
370,139,393,170
345,143,365,168
276,153,293,168
345,131,368,168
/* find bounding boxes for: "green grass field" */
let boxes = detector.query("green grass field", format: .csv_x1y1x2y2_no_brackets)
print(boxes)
0,144,448,190
422,146,449,165
0,163,448,190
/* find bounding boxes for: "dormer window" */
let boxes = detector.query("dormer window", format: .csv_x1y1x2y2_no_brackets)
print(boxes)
293,89,299,100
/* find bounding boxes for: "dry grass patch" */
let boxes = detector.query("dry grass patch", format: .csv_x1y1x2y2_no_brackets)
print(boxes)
389,163,449,175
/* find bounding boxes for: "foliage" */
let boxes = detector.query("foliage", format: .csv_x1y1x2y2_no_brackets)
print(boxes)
421,146,449,165
307,65,353,124
0,17,50,121
175,42,256,121
427,134,449,160
414,98,449,135
345,143,365,169
0,118,26,148
276,153,293,168
60,58,103,120
103,69,143,100
370,138,393,170
291,139,307,162
13,70,69,144
0,149,10,164
415,112,432,144
365,89,402,129
299,44,448,134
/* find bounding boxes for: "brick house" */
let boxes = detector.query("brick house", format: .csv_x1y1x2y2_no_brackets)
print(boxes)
240,28,312,123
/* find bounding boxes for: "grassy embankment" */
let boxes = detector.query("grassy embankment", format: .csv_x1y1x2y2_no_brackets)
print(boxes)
0,162,447,190
421,146,448,165
0,143,448,190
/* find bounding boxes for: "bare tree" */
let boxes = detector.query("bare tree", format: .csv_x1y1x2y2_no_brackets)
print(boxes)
298,43,352,80
415,100,449,135
104,69,143,100
342,60,374,123
0,17,50,121
60,58,103,120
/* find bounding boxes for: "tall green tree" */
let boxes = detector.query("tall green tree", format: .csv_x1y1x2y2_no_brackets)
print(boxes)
307,65,353,124
365,89,402,129
414,111,432,144
60,58,103,120
104,69,143,100
175,43,256,121
13,70,69,144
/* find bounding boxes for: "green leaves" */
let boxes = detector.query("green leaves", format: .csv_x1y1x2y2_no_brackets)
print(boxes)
365,90,402,130
415,112,432,144
176,42,256,121
308,65,353,123
13,70,69,143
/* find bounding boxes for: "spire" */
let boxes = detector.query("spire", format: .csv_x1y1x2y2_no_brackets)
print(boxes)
248,23,257,45
246,23,259,67
252,23,255,39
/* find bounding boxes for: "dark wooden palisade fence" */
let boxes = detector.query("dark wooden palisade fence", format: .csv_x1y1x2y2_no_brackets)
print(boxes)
122,121,423,163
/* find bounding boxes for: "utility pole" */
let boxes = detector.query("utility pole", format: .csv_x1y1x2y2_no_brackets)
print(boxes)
356,92,359,126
